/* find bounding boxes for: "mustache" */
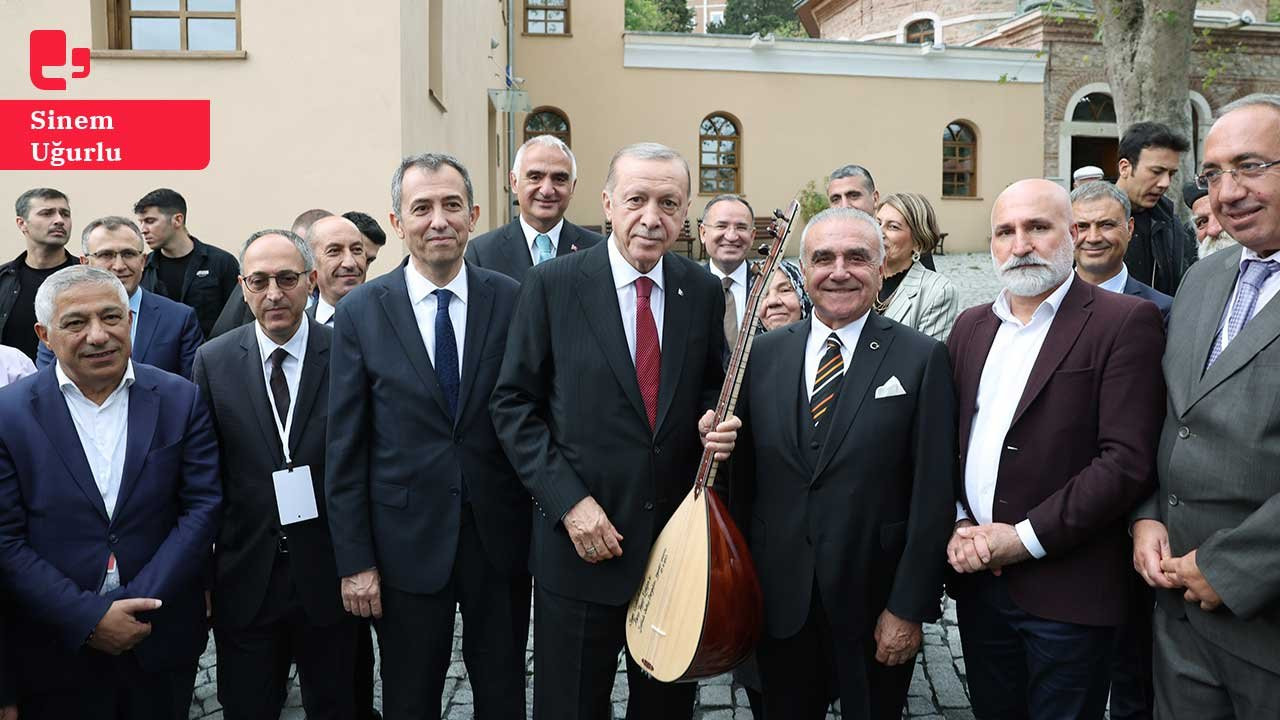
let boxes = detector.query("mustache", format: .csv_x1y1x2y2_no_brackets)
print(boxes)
999,253,1053,271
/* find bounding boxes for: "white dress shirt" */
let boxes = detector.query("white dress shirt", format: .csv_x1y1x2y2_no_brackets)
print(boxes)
406,261,468,369
58,360,135,593
1216,247,1280,352
960,274,1076,560
708,260,749,334
0,345,35,387
803,312,867,399
1093,263,1129,295
314,297,337,325
521,215,564,265
255,318,309,436
607,234,665,360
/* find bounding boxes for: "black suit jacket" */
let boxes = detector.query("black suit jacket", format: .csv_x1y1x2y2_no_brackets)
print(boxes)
144,237,239,340
733,314,956,639
464,217,603,283
193,320,346,629
326,260,529,594
491,242,726,606
1123,275,1173,326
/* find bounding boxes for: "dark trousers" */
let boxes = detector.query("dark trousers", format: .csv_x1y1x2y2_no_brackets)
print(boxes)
1109,575,1154,720
956,574,1114,720
756,582,913,720
376,505,529,720
214,553,358,720
1153,604,1280,719
355,616,380,719
21,656,196,720
533,582,696,720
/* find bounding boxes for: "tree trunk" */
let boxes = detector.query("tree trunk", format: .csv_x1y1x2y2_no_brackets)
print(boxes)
1095,0,1198,213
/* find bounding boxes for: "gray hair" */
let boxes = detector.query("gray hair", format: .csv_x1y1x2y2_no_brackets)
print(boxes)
513,135,577,183
799,207,886,266
80,216,144,254
701,193,755,223
1219,93,1280,118
391,153,475,220
604,142,691,197
827,164,876,192
238,229,314,272
1070,181,1132,222
34,265,129,327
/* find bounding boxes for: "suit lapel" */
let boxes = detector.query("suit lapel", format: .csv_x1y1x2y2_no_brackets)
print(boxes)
654,255,690,435
773,323,808,471
131,291,160,363
377,261,452,419
1188,255,1280,411
457,265,494,426
1183,250,1247,412
1010,279,1092,427
814,314,893,479
289,320,328,454
577,244,649,428
240,327,285,467
115,371,159,519
885,265,922,324
503,221,534,278
556,221,578,257
30,371,108,522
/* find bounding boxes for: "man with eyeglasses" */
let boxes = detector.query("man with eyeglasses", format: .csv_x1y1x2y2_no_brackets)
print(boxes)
1113,122,1199,296
36,217,201,379
1133,93,1280,718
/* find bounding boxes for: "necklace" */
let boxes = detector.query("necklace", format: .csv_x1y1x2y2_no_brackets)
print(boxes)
873,263,912,314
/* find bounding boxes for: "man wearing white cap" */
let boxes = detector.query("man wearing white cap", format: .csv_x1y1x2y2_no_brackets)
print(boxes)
1073,165,1105,188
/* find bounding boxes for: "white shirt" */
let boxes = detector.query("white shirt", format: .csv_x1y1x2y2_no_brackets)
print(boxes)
803,312,867,399
314,297,337,325
1093,263,1129,295
960,274,1076,560
58,360,134,594
0,345,35,387
406,261,468,369
707,260,749,333
607,234,666,359
521,215,564,265
1216,247,1280,352
255,318,309,434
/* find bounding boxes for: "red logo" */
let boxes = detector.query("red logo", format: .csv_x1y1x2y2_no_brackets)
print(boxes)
29,30,90,91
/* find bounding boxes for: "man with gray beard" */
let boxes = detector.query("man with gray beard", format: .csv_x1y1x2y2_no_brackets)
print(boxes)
1183,181,1238,259
944,179,1166,719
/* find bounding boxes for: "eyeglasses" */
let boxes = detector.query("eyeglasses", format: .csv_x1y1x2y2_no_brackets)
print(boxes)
242,271,303,293
89,249,142,262
1195,159,1280,190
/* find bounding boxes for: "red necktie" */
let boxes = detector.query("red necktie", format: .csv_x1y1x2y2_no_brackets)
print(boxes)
634,276,661,431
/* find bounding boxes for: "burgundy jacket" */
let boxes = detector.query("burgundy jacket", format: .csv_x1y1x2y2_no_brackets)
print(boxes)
947,278,1165,626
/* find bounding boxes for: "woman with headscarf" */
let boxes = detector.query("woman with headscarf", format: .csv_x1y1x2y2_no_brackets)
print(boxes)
874,193,959,342
755,260,812,332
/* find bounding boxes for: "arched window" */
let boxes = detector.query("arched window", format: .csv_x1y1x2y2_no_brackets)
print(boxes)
905,19,935,45
524,107,570,147
699,113,741,194
943,121,977,198
1072,92,1116,123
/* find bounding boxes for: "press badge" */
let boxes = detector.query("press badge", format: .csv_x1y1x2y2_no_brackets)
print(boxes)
272,465,319,525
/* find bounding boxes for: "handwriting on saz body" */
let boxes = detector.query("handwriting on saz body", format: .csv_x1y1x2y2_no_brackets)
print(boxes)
30,30,90,91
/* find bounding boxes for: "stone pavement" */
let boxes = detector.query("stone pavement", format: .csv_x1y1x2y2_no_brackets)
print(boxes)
188,253,1004,720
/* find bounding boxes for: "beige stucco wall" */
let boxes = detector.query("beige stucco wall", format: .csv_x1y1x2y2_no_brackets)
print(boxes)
0,1,507,276
517,2,1044,254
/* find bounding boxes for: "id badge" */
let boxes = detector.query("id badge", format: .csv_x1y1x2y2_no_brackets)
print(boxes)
272,465,319,525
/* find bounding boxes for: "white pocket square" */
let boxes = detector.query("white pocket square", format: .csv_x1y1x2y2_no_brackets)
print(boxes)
874,376,906,399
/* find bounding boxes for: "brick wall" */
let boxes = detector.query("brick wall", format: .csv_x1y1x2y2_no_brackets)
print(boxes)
815,0,1015,43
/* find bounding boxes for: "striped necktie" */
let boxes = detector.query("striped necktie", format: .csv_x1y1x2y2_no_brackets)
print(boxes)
810,333,843,427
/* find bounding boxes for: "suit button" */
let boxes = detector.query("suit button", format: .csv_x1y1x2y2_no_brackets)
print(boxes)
1168,494,1179,506
1178,426,1190,439
449,488,459,496
810,442,820,450
643,502,654,511
108,534,118,545
653,445,661,455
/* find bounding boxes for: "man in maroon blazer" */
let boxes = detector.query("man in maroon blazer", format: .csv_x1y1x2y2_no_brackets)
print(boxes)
945,179,1166,719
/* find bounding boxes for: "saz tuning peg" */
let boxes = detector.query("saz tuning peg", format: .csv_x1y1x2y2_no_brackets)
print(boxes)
772,209,786,220
756,244,771,256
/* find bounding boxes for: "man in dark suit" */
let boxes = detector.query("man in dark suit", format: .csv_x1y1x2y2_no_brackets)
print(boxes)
464,134,602,282
38,216,202,377
1133,93,1280,718
327,153,531,719
945,179,1166,719
0,265,221,719
733,207,956,719
304,216,368,326
195,229,356,720
1071,181,1173,326
699,194,757,348
491,142,740,719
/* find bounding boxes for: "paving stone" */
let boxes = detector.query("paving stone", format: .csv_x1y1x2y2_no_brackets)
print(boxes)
193,682,217,701
446,704,473,720
947,627,965,658
943,709,976,720
701,710,734,720
700,684,734,707
909,694,938,715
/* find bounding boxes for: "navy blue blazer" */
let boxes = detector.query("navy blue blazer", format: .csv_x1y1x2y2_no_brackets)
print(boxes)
37,288,203,379
1123,275,1173,326
0,363,221,692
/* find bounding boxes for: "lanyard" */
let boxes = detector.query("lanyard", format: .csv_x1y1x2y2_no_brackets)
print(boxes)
269,356,297,469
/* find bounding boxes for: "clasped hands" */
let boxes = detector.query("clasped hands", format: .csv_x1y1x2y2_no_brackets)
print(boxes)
564,411,740,564
946,519,1031,575
1132,519,1222,611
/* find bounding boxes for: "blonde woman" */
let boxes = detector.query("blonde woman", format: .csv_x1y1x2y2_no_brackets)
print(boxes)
874,193,959,341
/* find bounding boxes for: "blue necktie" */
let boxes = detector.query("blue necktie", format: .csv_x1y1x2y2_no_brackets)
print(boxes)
433,289,459,419
534,233,554,264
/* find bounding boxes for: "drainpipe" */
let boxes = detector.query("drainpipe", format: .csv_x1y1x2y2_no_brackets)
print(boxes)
506,1,517,221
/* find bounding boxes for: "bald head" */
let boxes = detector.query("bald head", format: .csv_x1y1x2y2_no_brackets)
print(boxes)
992,179,1072,228
989,178,1076,298
307,215,368,306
